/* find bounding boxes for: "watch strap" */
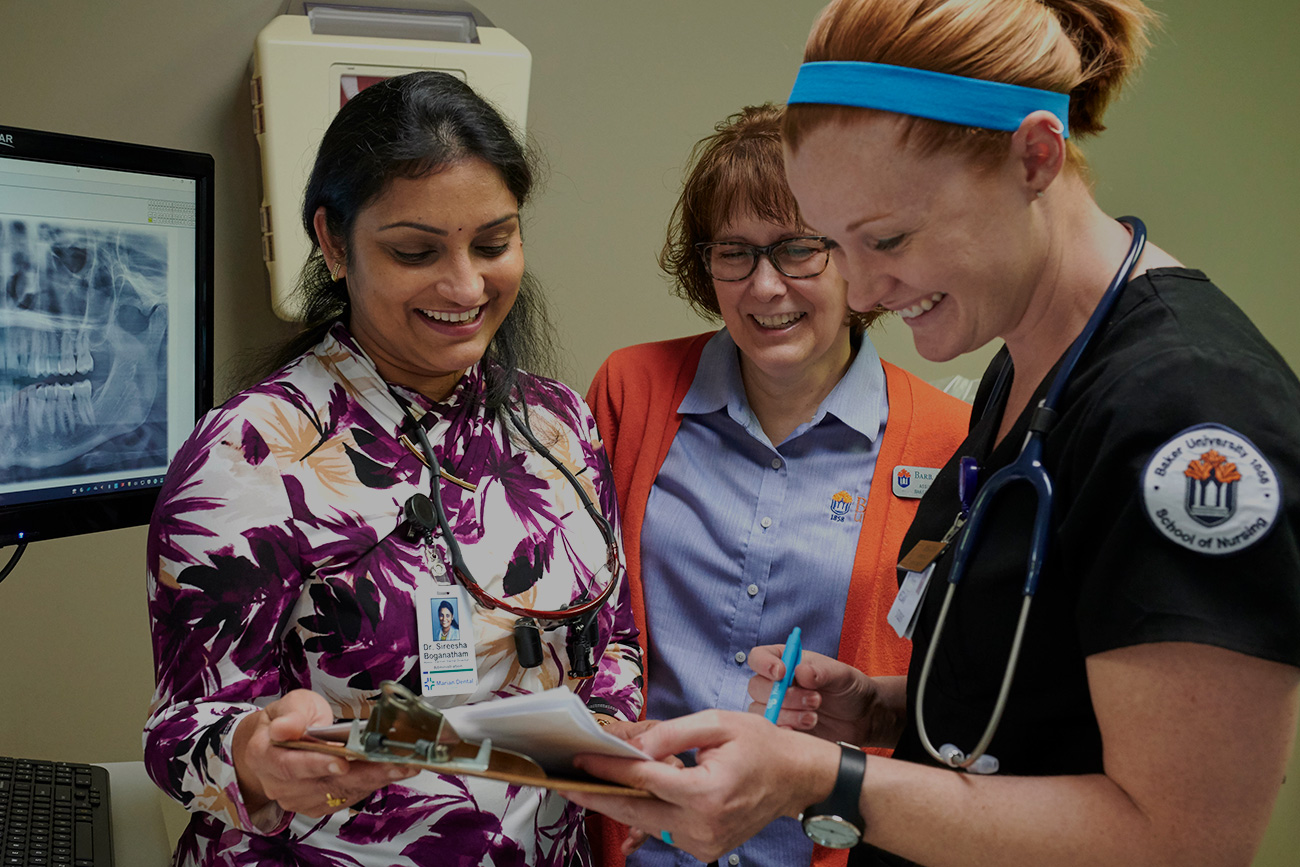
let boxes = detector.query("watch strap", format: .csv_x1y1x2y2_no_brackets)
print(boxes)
804,742,866,834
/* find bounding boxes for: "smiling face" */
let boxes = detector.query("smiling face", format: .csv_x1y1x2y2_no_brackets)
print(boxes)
319,157,525,400
784,116,1046,364
710,212,853,390
439,605,453,631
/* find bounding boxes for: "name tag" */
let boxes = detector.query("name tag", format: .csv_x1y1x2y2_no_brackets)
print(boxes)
892,465,940,499
416,579,479,698
887,564,934,640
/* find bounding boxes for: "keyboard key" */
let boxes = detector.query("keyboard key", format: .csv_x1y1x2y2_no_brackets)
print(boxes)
1,757,111,867
74,822,93,859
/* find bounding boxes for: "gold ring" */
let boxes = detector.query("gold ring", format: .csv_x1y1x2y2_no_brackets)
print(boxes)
325,792,347,808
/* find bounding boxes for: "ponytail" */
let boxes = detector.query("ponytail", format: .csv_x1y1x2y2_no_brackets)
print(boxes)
1037,0,1158,136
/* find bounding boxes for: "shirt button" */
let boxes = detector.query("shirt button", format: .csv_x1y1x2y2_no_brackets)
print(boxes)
747,584,759,597
760,516,773,528
734,651,747,664
771,458,782,470
729,856,741,866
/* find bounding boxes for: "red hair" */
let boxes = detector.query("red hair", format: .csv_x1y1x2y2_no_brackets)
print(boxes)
784,0,1157,166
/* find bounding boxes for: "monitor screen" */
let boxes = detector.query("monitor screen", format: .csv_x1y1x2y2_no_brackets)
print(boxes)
0,125,214,546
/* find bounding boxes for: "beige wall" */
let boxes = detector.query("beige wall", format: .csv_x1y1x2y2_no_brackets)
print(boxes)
0,0,1295,861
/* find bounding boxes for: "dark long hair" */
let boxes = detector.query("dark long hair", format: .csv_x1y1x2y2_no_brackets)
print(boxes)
248,71,554,411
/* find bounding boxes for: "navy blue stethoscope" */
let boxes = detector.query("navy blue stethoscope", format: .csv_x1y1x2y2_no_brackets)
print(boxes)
914,216,1147,774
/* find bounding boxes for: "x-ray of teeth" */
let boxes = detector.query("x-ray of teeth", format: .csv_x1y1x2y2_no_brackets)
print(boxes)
0,218,170,482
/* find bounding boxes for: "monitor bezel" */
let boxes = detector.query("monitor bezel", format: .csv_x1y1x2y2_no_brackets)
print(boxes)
0,124,215,546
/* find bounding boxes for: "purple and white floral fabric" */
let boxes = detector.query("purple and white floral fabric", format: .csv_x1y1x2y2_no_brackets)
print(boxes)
145,323,643,866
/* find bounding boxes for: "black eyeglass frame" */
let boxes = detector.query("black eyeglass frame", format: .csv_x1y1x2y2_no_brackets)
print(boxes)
694,235,833,282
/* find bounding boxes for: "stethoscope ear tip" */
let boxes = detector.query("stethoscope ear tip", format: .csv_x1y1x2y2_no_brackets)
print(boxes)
939,744,1000,775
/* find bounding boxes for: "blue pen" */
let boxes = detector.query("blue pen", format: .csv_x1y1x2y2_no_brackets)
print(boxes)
764,626,802,724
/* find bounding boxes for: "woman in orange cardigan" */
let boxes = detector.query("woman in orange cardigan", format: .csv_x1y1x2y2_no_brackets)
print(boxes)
585,104,969,867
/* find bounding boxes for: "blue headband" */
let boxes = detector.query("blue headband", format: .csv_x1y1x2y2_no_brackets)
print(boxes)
787,61,1070,138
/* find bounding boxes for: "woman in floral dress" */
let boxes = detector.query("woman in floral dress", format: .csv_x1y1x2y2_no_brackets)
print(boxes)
144,71,643,867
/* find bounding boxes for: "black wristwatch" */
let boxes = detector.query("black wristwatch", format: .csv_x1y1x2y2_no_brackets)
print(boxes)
800,742,867,849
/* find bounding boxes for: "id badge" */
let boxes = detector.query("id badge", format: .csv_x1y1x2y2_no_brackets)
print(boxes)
416,579,479,697
887,564,934,640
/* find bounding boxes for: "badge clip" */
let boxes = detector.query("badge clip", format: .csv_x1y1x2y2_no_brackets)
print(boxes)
897,457,978,572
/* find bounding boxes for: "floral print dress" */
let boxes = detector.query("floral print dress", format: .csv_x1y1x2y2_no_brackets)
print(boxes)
145,324,643,866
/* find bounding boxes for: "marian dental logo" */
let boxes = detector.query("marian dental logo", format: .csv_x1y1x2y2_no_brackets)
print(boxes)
1141,424,1280,555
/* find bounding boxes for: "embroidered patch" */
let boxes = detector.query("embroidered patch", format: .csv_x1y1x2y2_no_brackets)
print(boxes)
1141,424,1281,555
828,491,874,523
892,465,939,499
829,490,854,522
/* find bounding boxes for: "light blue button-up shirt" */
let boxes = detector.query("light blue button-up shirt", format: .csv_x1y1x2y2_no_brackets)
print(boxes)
630,329,888,867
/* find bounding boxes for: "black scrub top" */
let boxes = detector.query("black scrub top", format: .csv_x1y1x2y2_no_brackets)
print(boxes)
856,269,1300,867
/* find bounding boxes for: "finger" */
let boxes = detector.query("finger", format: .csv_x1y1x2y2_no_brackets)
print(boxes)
746,672,776,703
265,689,334,741
277,759,418,817
234,711,337,792
334,759,421,793
622,827,650,855
292,782,364,818
627,710,741,760
571,753,685,792
744,698,818,730
602,719,658,742
561,787,676,833
747,674,823,715
747,644,785,677
790,652,857,693
749,647,843,694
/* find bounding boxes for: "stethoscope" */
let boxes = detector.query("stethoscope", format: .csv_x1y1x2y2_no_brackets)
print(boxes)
392,391,620,679
915,216,1147,774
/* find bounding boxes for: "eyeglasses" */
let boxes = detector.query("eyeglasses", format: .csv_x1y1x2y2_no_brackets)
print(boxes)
695,235,832,282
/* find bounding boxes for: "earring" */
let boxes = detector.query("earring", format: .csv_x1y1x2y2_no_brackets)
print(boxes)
331,261,343,281
1036,190,1045,199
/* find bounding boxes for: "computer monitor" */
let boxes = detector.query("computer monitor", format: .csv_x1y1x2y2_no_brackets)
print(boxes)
0,125,214,546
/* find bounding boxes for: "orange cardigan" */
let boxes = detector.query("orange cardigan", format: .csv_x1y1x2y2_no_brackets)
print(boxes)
584,333,970,867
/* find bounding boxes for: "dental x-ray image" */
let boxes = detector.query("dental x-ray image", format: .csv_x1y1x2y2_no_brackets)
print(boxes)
0,218,170,484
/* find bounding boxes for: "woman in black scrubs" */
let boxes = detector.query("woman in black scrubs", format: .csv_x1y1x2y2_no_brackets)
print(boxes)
564,1,1300,865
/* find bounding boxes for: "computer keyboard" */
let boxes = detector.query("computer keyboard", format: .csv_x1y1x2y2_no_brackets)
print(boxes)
0,756,113,867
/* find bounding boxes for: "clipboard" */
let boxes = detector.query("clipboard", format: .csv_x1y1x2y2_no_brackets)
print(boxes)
274,681,651,797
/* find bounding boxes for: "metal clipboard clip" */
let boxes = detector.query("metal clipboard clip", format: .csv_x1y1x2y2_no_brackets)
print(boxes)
276,681,650,795
341,681,495,774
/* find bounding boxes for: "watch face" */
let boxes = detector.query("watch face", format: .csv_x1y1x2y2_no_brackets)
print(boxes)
803,815,862,849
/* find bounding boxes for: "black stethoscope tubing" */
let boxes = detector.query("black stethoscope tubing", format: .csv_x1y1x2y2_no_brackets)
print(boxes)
397,394,620,623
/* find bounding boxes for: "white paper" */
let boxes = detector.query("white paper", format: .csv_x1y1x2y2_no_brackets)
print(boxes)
440,687,651,771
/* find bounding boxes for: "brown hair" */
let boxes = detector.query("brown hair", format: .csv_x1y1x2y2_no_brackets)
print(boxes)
784,0,1157,166
661,103,881,333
